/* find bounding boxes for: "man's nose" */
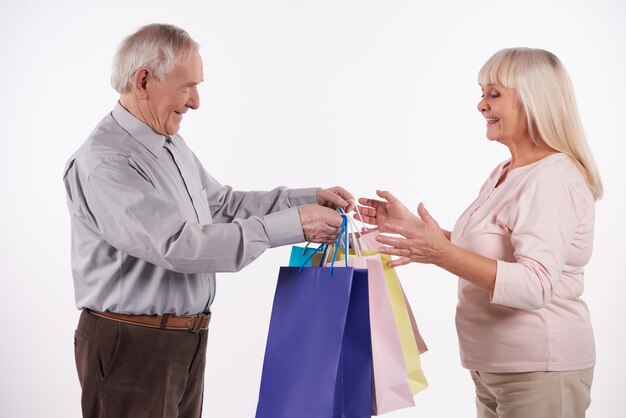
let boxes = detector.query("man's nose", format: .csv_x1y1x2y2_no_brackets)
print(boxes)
187,86,200,110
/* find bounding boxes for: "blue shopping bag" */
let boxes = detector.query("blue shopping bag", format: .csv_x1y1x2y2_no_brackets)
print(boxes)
256,214,372,418
256,266,371,418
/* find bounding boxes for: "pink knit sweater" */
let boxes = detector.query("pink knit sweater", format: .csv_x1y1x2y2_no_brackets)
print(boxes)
452,153,596,372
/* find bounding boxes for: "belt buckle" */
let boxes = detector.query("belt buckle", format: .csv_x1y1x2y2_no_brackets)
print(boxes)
188,314,204,333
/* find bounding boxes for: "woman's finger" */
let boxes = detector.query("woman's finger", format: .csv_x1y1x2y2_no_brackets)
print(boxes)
383,221,418,239
376,189,400,204
417,202,437,226
378,246,410,257
358,197,384,208
376,232,413,249
387,256,412,268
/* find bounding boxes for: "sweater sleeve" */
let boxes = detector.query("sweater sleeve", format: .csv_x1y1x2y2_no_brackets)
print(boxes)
491,172,580,309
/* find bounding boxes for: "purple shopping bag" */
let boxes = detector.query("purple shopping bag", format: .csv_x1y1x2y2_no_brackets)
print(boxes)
255,266,372,418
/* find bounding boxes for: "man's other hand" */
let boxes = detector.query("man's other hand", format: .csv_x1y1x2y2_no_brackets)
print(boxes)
297,204,344,244
316,187,355,212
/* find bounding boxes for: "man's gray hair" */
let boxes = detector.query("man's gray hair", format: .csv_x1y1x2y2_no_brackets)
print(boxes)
111,23,200,94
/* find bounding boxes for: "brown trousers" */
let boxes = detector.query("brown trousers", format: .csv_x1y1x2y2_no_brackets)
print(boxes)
74,310,208,418
471,368,594,418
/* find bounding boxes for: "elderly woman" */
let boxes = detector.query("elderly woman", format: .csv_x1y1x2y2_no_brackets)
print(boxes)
357,48,602,418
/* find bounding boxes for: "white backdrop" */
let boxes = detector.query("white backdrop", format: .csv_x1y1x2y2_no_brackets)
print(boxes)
1,1,624,417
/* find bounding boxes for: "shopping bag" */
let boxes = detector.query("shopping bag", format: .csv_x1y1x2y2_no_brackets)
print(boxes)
289,244,325,267
351,255,416,415
291,246,414,415
359,231,428,355
356,231,428,395
321,217,427,414
255,266,371,418
256,216,372,418
401,283,428,355
380,256,428,395
333,249,428,402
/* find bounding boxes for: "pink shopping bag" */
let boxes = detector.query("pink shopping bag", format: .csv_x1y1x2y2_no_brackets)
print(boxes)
351,254,416,415
359,231,428,355
356,232,428,397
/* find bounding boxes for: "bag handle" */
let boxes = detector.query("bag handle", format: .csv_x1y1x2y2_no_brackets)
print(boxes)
323,208,363,267
300,208,365,275
299,210,348,275
329,211,349,275
345,215,364,255
298,243,327,273
349,200,374,251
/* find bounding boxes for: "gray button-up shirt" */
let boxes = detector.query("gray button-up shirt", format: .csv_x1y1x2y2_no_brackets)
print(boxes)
64,102,317,315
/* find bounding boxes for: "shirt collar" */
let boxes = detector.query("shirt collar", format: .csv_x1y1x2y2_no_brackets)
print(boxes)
112,101,168,158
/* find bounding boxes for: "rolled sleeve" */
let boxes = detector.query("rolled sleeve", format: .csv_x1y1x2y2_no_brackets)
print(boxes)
492,259,551,309
490,172,579,310
287,187,319,206
264,207,305,247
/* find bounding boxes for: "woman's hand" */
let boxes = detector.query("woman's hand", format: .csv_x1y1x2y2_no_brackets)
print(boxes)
371,201,497,292
375,203,451,267
355,190,421,233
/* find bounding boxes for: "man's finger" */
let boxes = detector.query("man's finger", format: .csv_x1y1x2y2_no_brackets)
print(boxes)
325,190,349,209
333,186,355,202
324,211,344,227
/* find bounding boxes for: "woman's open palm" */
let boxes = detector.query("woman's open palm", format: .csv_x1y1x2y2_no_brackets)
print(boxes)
356,190,421,233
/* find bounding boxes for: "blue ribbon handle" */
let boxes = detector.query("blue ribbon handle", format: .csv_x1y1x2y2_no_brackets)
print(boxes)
336,208,349,268
329,211,349,276
297,209,349,276
298,243,327,274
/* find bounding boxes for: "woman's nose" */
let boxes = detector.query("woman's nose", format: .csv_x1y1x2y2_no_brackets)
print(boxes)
477,97,489,113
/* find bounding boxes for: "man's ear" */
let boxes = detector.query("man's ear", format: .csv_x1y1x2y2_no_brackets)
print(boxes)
132,68,151,99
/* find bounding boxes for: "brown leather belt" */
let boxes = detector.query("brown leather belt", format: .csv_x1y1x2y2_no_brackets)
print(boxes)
88,309,211,333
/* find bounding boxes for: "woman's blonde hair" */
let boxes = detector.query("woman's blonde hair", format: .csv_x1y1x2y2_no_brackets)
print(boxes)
111,23,200,95
478,47,603,200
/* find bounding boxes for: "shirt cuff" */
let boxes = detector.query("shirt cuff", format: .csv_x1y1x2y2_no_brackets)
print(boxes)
491,259,508,305
264,207,305,247
287,187,319,206
492,260,540,310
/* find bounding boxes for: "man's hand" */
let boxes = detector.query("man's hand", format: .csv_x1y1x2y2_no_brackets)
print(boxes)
297,204,344,244
316,186,355,212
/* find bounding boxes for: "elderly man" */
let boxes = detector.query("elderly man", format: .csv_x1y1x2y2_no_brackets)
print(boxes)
63,23,352,418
